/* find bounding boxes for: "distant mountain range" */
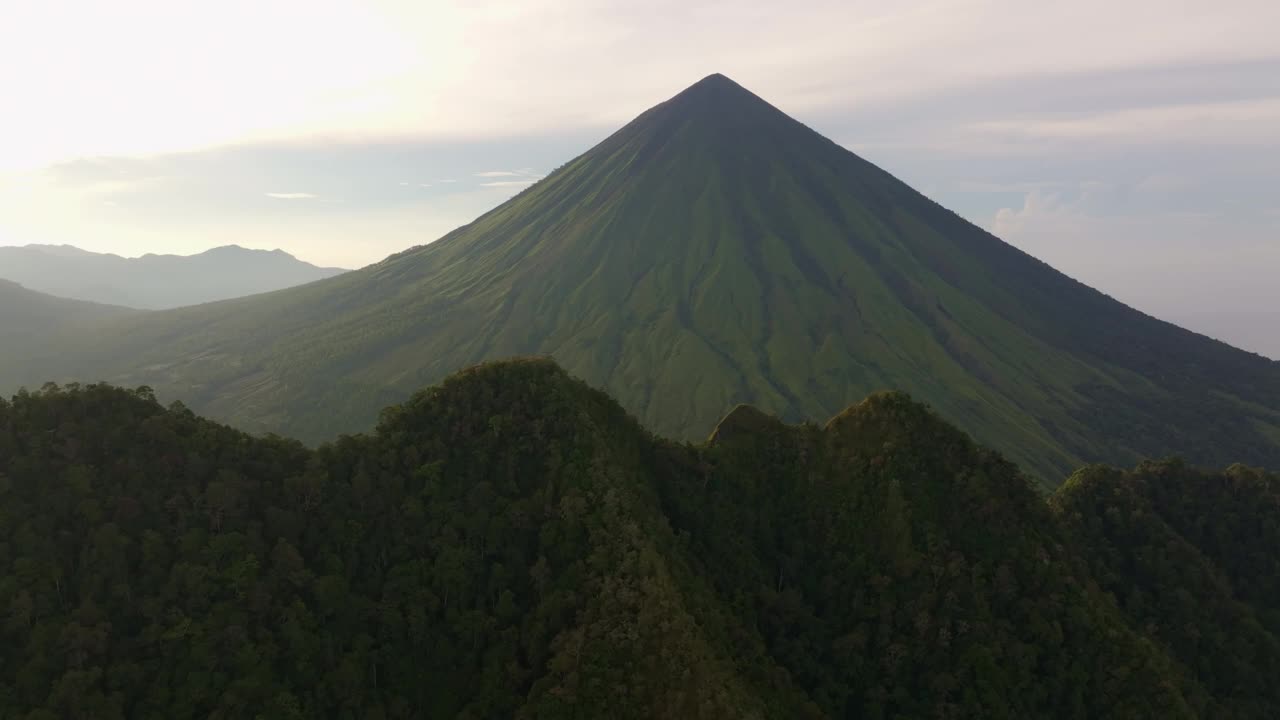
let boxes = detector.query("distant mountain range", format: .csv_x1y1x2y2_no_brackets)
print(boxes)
0,244,347,309
0,74,1276,484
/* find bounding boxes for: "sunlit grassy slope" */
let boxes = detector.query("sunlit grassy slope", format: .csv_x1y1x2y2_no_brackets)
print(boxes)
4,74,1278,483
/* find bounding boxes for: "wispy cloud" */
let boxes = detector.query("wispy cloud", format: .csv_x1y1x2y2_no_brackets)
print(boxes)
1134,173,1192,194
265,192,316,199
474,170,525,178
967,98,1280,146
480,179,541,187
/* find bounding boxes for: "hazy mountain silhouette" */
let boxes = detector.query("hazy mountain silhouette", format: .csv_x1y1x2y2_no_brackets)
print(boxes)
0,243,347,309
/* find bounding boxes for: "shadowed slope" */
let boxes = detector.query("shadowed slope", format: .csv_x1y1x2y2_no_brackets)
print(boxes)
0,280,141,379
657,388,1200,717
0,279,139,333
1052,461,1280,718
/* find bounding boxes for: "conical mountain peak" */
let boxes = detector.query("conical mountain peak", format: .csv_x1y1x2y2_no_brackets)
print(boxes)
15,73,1280,486
675,72,752,100
548,73,831,199
694,71,734,85
643,72,793,132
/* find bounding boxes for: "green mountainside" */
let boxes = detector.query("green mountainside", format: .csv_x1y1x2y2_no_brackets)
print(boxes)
2,75,1278,482
0,280,141,373
0,279,139,339
6,359,1278,717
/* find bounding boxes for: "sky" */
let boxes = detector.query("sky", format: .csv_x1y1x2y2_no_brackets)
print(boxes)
1,0,1277,356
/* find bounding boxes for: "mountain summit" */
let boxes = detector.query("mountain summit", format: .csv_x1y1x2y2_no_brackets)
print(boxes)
651,72,787,120
2,75,1277,481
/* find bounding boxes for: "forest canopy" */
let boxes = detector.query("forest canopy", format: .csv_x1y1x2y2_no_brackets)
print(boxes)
0,359,1276,718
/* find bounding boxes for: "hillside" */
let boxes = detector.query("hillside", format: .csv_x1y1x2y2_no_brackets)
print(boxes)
0,279,139,354
9,359,1275,717
1052,460,1280,717
0,281,141,392
0,244,347,309
1,75,1277,482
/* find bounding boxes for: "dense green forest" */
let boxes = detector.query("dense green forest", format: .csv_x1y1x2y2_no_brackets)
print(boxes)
1,359,1276,718
4,74,1278,485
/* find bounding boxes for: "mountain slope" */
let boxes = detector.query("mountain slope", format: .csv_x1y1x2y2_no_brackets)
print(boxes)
0,281,142,394
0,359,1232,718
2,74,1278,482
654,390,1200,718
0,278,138,334
0,280,140,369
0,244,347,309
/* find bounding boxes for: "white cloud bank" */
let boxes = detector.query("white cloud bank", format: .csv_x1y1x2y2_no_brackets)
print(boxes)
5,0,1279,171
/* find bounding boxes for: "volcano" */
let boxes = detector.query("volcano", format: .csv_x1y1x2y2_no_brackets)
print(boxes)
5,74,1278,482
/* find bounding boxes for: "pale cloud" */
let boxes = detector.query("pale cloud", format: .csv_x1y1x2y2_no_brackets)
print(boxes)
1133,173,1193,194
991,190,1056,239
989,184,1280,327
476,168,543,186
0,0,427,171
968,98,1280,146
4,0,1279,171
0,138,561,268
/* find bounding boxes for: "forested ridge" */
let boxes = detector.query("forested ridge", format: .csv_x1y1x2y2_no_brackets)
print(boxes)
1051,461,1280,717
1,358,1276,718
